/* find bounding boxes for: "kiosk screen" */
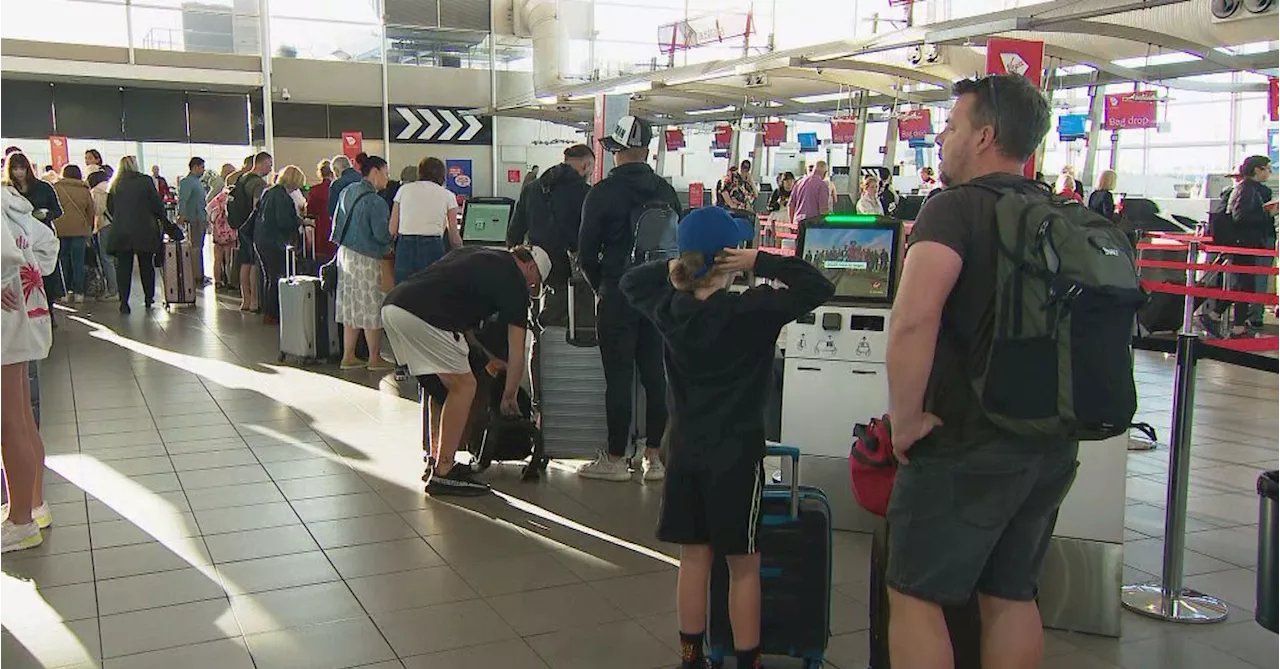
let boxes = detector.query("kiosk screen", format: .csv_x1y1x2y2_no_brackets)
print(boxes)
799,225,896,302
462,202,513,244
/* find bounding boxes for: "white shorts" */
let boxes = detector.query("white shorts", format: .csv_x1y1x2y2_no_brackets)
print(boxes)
380,305,470,376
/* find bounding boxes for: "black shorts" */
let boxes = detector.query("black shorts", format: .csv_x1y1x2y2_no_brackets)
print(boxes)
885,437,1079,606
657,456,764,556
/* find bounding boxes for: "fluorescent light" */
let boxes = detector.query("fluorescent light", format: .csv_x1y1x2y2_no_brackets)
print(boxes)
1215,41,1276,56
791,92,850,104
536,95,558,104
1056,64,1095,76
1112,53,1200,68
686,105,737,116
609,82,652,95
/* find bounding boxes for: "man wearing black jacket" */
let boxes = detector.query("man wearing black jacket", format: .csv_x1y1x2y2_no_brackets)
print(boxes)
507,144,595,323
577,116,679,483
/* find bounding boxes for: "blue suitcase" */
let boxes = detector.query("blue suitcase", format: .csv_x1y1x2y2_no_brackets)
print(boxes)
707,445,832,668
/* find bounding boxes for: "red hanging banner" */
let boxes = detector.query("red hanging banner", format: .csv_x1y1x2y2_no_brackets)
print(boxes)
897,109,932,141
712,124,733,150
341,131,363,160
689,182,705,208
1269,77,1278,123
830,118,857,144
985,37,1046,88
762,121,786,147
664,128,685,151
48,136,69,173
507,169,522,183
1103,91,1159,130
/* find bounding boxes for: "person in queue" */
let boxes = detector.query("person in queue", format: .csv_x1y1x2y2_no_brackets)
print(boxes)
621,207,834,669
233,152,273,313
106,156,169,314
6,153,66,307
506,143,595,322
919,165,940,194
767,172,795,213
856,174,885,215
390,157,462,283
381,245,552,496
788,160,831,223
1202,155,1277,336
884,74,1076,669
1,182,59,553
307,160,336,262
254,165,306,326
577,116,677,482
1088,170,1118,220
1056,173,1083,203
177,157,209,285
87,170,119,300
51,165,95,304
328,153,363,220
331,154,395,372
84,149,105,176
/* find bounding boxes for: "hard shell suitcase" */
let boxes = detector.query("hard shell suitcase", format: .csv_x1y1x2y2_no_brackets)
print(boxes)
708,445,831,668
868,523,983,669
162,234,197,307
531,273,609,459
278,240,339,364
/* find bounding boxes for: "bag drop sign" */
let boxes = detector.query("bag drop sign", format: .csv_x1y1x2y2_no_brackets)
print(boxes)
1103,92,1158,130
897,109,932,141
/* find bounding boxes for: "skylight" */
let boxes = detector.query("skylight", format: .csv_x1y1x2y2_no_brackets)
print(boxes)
1215,41,1277,56
686,105,737,116
791,92,852,104
1111,53,1201,68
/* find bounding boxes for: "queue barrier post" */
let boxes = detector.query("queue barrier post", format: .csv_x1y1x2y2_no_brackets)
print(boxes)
1121,238,1230,624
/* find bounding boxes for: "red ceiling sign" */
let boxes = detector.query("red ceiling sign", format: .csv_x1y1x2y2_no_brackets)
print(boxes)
507,169,522,183
985,37,1046,88
897,109,932,141
1269,77,1278,123
49,136,69,173
664,128,685,151
830,118,857,144
713,124,733,150
762,121,787,147
1103,91,1159,130
689,182,705,208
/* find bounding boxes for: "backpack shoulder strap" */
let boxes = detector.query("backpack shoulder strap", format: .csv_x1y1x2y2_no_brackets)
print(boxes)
335,190,377,247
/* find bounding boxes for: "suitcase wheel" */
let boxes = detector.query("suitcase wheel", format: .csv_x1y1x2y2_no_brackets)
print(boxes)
520,464,540,481
473,458,491,473
536,456,550,472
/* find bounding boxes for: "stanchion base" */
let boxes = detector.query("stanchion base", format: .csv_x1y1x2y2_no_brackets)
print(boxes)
1121,583,1229,623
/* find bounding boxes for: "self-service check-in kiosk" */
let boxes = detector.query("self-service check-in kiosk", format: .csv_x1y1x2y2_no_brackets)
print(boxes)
460,197,516,248
780,213,900,532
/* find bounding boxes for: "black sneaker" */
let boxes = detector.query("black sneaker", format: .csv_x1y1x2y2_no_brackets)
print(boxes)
425,464,491,497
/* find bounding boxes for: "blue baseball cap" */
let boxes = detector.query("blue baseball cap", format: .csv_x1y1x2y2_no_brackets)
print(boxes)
677,206,755,277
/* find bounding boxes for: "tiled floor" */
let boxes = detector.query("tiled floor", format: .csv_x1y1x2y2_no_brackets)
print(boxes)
2,290,1277,669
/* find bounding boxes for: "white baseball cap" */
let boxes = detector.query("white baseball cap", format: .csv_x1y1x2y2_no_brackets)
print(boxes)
529,246,552,283
601,116,654,153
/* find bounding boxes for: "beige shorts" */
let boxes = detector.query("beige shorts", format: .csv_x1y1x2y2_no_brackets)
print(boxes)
380,305,470,376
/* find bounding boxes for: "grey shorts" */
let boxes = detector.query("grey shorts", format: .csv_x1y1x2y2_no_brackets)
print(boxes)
885,437,1079,606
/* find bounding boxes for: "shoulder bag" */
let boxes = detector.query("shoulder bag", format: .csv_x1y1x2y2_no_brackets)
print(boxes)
320,190,377,293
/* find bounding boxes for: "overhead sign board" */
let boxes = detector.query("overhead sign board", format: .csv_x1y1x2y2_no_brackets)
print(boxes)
763,121,786,147
830,118,857,144
985,37,1046,88
1057,113,1088,141
1103,92,1158,130
390,106,491,144
897,109,932,141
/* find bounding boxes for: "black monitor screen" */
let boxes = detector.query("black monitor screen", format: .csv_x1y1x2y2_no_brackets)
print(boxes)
798,223,898,302
462,202,512,244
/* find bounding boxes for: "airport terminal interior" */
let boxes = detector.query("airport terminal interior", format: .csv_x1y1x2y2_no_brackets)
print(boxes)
1,0,1279,667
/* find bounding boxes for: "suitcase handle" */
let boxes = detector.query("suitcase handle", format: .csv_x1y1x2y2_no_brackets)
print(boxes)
766,443,801,518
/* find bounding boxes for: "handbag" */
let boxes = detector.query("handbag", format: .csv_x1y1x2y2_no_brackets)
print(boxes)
378,255,395,293
848,414,897,518
320,190,377,293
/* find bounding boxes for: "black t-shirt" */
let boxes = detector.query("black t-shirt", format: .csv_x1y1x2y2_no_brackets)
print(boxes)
383,247,530,332
907,174,1045,450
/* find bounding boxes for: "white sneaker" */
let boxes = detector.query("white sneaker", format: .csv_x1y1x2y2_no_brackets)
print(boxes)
642,456,666,482
1,503,51,528
2,519,43,553
72,293,84,304
578,451,633,482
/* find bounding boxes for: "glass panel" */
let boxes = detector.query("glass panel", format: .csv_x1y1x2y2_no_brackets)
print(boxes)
131,4,259,55
1147,144,1232,176
1161,101,1232,143
271,0,377,23
1238,94,1270,142
271,16,381,61
387,27,490,69
1,0,130,48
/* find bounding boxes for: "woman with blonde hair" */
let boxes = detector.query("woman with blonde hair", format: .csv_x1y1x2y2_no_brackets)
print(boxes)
105,155,168,314
254,165,306,325
1088,170,1118,219
1056,173,1083,203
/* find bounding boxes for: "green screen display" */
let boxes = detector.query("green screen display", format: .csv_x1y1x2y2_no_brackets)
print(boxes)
462,203,513,243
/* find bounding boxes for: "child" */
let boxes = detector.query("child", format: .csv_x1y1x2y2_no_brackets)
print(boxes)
619,207,835,669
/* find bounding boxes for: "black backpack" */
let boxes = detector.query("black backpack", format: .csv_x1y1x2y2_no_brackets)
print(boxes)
630,199,680,264
226,173,261,230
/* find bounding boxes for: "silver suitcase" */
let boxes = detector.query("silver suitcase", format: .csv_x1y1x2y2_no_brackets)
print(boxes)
532,277,608,458
278,240,339,364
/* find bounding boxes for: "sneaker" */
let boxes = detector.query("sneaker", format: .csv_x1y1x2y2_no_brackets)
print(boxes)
72,293,84,304
643,456,666,482
425,463,491,497
1,519,43,553
3,504,47,527
578,451,633,482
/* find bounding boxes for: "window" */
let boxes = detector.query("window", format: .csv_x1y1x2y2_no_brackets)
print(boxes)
272,17,381,62
1161,101,1232,143
1,0,129,48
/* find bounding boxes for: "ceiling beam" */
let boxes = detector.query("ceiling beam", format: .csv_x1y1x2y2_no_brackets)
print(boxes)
789,56,954,88
1032,19,1240,71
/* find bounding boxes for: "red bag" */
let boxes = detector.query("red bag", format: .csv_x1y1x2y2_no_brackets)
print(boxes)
849,414,897,517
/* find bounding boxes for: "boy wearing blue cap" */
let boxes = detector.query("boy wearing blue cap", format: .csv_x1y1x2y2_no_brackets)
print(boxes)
620,207,835,669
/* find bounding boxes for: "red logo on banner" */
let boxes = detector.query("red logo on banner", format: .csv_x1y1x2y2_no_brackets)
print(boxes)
664,128,685,152
507,169,522,183
897,109,932,141
1269,77,1278,123
831,118,857,144
1103,92,1158,130
985,38,1046,88
713,124,733,150
48,136,69,173
341,131,363,160
763,121,786,147
689,183,704,208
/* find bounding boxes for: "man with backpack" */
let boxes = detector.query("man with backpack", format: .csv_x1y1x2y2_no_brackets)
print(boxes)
884,74,1142,669
506,143,594,325
577,116,679,483
227,151,272,312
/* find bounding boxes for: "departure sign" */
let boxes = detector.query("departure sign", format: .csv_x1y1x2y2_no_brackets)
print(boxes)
1103,91,1159,130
